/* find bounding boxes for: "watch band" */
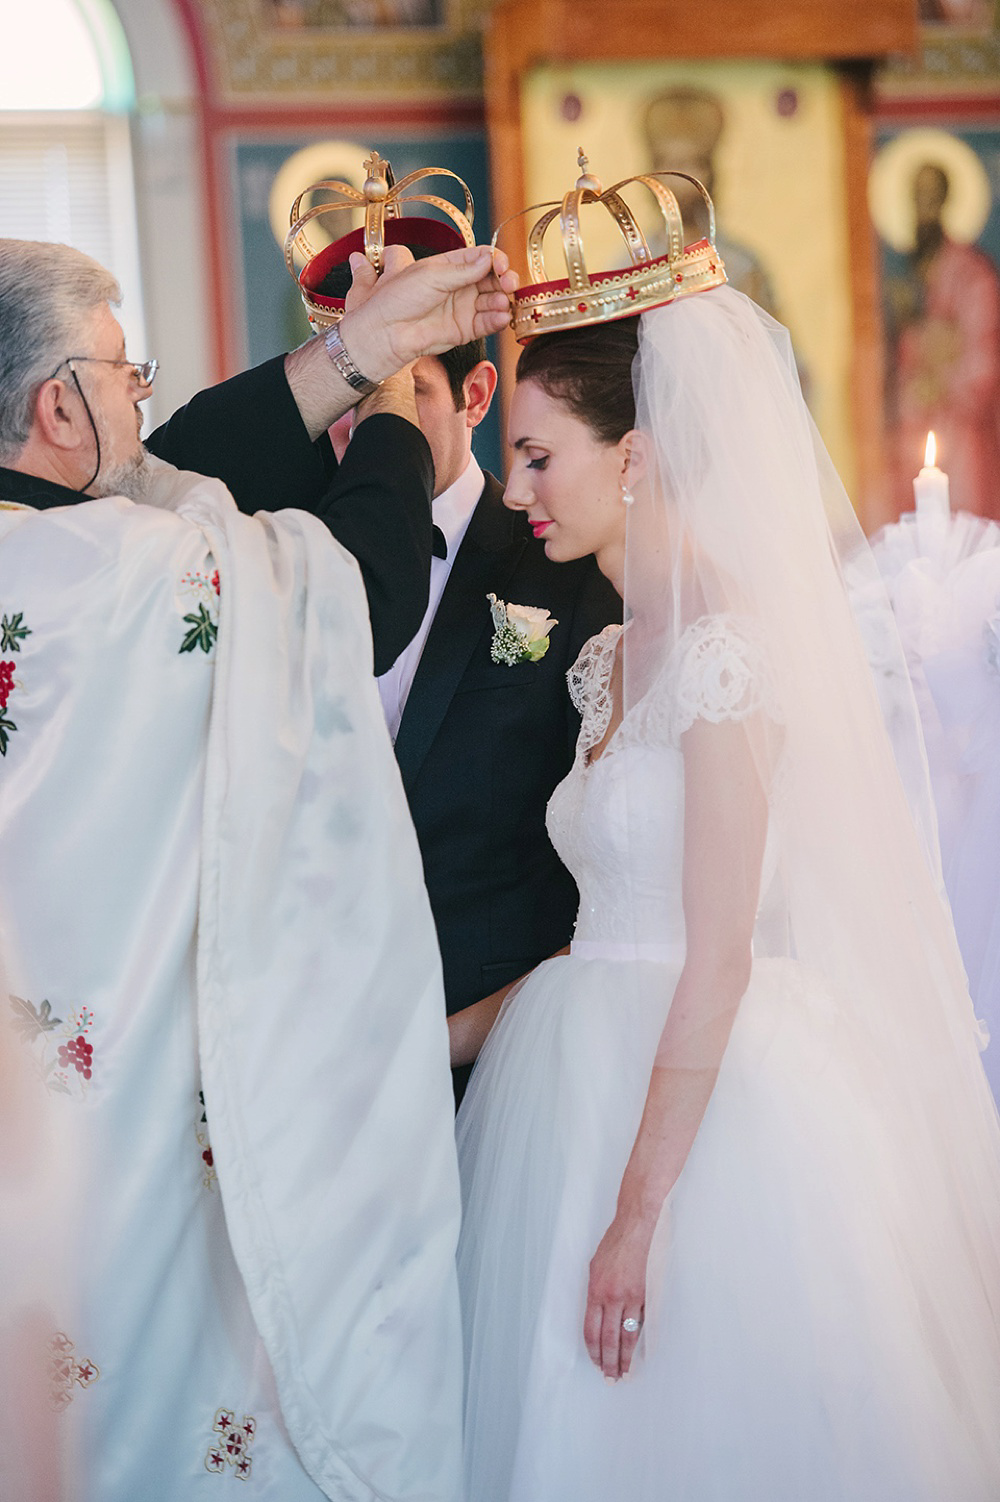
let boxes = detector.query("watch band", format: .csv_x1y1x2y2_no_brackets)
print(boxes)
324,321,381,398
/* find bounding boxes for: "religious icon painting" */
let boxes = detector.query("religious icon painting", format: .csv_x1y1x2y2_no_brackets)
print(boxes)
516,59,857,490
870,116,1000,524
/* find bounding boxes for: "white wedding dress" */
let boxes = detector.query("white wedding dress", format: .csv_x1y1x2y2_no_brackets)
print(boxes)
456,615,1000,1502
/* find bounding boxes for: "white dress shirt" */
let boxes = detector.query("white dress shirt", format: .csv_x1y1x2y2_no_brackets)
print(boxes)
377,455,484,741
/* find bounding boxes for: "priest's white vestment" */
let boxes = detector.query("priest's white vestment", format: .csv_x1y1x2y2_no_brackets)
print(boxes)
0,462,463,1501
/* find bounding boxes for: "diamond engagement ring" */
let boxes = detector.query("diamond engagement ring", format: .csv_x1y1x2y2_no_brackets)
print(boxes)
621,1316,642,1334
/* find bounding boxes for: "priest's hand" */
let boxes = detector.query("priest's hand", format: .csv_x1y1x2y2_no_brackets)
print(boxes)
340,243,517,381
346,246,419,429
285,243,516,440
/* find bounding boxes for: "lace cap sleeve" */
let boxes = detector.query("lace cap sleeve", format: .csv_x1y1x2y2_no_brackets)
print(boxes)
566,625,622,761
567,625,620,713
668,614,781,742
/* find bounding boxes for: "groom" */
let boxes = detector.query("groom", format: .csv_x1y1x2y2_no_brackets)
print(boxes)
378,339,621,1099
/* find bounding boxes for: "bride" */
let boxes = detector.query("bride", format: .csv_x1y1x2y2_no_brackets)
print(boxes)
449,180,1000,1501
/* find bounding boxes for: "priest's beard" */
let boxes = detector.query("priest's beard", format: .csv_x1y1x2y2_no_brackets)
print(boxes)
94,447,154,502
89,410,154,502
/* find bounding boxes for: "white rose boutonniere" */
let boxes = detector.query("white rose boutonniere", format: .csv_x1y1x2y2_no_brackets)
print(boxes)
487,594,559,666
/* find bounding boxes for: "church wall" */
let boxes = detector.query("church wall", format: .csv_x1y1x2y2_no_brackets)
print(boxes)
111,0,214,428
105,0,1000,520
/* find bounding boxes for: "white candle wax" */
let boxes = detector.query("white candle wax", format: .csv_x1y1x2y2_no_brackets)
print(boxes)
913,432,950,520
913,463,950,520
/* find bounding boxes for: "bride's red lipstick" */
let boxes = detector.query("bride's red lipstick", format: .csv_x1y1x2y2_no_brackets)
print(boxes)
531,520,553,538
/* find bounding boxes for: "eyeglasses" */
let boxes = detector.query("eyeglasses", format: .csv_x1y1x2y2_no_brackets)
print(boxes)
49,355,159,387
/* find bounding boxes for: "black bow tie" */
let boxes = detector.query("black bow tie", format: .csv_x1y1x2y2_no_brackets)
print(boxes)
432,525,448,561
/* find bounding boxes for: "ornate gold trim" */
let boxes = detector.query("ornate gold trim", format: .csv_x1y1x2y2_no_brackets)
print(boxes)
497,153,727,343
201,0,489,100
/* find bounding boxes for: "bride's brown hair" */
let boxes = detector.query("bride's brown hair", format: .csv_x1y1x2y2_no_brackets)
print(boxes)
514,317,640,446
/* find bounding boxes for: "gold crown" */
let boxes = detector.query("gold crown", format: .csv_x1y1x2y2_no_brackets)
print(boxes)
284,149,476,331
494,150,727,343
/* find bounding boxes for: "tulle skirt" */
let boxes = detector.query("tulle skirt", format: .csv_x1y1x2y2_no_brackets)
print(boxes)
456,952,1000,1502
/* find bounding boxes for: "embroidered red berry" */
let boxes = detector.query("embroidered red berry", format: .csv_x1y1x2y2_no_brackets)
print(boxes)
0,661,15,710
57,1035,94,1079
202,1146,214,1168
210,570,220,595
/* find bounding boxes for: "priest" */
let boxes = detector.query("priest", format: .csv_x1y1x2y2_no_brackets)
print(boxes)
0,234,515,1502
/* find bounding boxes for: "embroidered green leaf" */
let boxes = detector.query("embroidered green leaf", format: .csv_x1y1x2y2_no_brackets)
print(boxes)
0,613,31,653
179,605,218,655
0,711,14,756
10,994,63,1041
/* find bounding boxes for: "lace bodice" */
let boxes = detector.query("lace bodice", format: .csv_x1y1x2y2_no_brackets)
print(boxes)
548,615,779,949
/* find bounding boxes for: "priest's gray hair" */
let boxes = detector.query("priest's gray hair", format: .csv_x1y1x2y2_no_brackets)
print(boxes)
0,240,121,463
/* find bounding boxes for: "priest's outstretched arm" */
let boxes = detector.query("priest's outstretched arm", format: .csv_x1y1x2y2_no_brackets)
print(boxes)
146,244,516,674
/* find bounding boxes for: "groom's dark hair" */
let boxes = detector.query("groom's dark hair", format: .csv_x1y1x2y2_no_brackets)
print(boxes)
515,317,639,445
435,338,489,412
320,238,488,413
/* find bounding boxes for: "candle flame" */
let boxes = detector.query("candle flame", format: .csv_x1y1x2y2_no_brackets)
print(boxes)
925,430,937,468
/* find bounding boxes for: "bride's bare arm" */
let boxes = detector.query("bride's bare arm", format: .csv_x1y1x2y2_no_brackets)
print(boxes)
583,714,769,1380
448,947,571,1068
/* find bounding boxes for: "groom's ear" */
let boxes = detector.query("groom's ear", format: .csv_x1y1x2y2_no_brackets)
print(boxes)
619,429,650,490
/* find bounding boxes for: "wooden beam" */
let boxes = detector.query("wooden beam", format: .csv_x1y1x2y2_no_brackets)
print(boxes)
489,0,917,75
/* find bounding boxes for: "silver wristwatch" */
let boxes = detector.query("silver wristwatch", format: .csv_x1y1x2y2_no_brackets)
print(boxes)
324,321,381,398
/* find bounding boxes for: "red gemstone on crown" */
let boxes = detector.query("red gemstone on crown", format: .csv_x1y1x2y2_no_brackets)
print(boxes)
577,302,588,312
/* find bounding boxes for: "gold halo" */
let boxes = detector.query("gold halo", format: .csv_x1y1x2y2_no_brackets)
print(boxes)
268,140,372,252
868,128,992,253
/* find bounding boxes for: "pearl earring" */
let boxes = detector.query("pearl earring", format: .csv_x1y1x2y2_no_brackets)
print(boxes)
621,484,635,507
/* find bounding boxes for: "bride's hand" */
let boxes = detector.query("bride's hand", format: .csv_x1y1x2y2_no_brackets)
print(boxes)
583,1210,656,1381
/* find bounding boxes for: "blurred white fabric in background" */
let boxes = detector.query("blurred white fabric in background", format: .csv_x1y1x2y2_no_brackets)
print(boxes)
868,508,1000,1100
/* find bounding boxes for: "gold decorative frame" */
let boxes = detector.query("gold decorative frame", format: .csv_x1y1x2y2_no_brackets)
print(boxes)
883,12,1000,99
197,0,490,99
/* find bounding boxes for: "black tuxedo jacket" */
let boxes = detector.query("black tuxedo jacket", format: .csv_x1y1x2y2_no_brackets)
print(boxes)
394,472,621,1065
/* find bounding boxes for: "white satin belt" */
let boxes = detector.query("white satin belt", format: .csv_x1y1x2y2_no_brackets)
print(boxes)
570,938,685,963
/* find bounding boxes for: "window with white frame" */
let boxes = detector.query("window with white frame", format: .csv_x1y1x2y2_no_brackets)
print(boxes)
0,0,148,368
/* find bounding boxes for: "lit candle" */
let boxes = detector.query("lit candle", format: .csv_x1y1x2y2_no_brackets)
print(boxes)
912,431,950,520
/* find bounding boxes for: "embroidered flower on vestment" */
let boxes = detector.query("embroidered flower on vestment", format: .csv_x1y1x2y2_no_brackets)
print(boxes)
48,1332,100,1412
197,1088,217,1190
0,611,31,653
487,594,558,666
10,995,95,1098
57,1035,93,1081
179,570,221,655
205,1407,256,1479
0,606,30,754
